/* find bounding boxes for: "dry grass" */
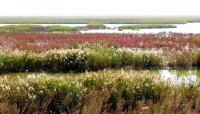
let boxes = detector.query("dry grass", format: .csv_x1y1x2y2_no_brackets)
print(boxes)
0,103,19,114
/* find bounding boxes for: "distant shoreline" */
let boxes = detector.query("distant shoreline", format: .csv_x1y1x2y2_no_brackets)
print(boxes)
0,16,200,24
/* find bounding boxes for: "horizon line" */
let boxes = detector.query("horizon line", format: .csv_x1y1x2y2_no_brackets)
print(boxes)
0,15,200,18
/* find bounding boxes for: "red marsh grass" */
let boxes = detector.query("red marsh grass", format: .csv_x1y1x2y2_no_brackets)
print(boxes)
0,33,196,53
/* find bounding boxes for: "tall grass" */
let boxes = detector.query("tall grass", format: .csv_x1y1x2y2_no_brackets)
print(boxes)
193,51,200,67
168,51,194,68
1,44,200,73
0,46,162,73
0,49,89,73
192,34,200,46
1,70,200,113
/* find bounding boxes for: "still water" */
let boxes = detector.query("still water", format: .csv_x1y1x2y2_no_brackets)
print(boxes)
157,69,198,86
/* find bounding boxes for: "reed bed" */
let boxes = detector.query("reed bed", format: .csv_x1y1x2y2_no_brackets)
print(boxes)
1,70,200,113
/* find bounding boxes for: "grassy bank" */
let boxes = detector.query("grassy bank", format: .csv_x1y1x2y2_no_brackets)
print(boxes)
46,25,79,32
1,70,200,113
77,23,107,30
85,23,106,29
118,24,177,31
0,25,79,33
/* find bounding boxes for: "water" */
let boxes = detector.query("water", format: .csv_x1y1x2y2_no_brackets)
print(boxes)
158,69,198,86
0,23,200,34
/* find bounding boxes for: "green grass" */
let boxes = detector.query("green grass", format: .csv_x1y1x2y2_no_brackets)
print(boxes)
1,43,200,73
86,23,105,27
0,25,41,33
0,46,162,73
0,25,79,33
118,24,177,30
46,25,79,32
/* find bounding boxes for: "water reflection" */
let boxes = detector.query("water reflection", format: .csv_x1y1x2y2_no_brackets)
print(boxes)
159,70,198,86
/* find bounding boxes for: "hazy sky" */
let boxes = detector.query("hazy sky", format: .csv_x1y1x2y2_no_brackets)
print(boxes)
0,0,199,16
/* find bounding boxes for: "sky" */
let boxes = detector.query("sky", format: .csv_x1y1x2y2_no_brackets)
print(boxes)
0,0,199,16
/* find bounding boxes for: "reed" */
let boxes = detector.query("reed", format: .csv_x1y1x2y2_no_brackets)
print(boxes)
1,70,200,113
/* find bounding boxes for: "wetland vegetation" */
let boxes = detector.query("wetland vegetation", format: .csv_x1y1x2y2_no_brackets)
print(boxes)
1,16,200,113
